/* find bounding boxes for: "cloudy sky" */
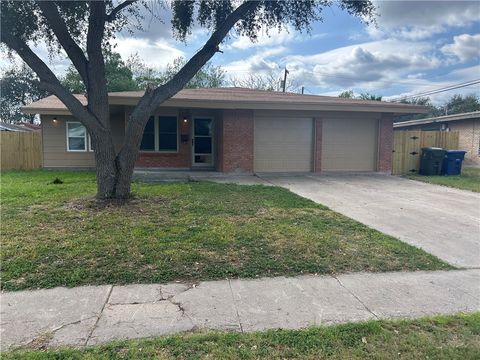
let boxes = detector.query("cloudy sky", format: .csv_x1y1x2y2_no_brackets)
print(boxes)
8,0,480,104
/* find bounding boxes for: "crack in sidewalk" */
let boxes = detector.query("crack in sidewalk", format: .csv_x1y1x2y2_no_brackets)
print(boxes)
331,275,379,320
165,297,197,330
228,279,244,333
84,285,113,346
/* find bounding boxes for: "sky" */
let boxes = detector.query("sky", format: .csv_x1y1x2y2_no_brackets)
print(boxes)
5,0,480,104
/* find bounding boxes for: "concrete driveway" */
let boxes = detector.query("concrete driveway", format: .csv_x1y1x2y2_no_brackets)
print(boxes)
260,173,480,268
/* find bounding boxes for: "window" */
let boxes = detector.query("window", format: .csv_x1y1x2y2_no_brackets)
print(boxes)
67,122,87,151
139,116,178,152
140,116,155,151
158,116,178,151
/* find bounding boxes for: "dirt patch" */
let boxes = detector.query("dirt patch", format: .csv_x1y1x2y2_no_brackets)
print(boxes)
63,195,173,214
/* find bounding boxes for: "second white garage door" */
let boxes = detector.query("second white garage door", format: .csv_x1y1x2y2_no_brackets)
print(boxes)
254,117,313,172
322,116,378,171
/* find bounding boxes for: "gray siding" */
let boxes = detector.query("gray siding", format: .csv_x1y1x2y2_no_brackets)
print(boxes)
42,114,125,168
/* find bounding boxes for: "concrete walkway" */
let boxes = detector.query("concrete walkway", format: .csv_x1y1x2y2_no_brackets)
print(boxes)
261,173,480,268
2,269,479,350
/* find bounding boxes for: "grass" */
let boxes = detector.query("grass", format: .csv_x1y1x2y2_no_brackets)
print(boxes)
1,170,452,291
408,166,480,192
5,313,480,359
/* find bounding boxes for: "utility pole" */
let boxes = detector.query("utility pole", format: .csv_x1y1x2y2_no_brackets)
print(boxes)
282,67,289,92
301,86,304,94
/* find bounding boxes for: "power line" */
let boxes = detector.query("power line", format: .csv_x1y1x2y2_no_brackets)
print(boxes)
395,79,480,98
389,79,480,102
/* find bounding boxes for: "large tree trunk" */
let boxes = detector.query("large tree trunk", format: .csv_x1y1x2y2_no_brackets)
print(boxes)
93,110,149,200
112,108,151,199
91,130,118,199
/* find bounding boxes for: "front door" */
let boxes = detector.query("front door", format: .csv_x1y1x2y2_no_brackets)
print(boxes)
192,118,214,167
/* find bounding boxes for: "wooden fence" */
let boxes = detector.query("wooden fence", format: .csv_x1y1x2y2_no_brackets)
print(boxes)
392,130,459,175
0,131,42,170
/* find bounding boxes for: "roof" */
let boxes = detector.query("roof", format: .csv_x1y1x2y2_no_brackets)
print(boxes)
0,121,36,132
22,87,428,115
394,111,480,128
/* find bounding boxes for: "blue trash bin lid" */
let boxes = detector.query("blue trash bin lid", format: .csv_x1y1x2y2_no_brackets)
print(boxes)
445,150,466,154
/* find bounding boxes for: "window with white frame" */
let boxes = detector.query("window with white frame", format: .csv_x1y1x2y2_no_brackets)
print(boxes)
66,122,93,152
67,122,87,151
140,116,178,152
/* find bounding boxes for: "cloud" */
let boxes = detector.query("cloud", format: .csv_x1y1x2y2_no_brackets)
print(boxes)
112,37,184,70
119,3,174,42
283,39,441,89
441,34,480,62
370,0,480,39
222,47,286,79
226,26,321,50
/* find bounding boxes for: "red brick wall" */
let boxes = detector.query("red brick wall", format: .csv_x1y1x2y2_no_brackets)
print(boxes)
135,119,191,168
218,109,254,173
313,118,322,172
215,117,224,171
377,113,394,173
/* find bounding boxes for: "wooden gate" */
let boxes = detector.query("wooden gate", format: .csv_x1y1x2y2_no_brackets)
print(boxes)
392,130,459,175
0,131,43,170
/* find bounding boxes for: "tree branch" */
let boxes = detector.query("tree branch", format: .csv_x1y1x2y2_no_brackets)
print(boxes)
1,33,101,132
38,1,89,87
86,1,109,125
106,0,138,22
138,0,260,116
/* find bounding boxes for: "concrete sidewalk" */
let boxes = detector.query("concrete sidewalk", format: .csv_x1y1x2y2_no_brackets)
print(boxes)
2,269,479,350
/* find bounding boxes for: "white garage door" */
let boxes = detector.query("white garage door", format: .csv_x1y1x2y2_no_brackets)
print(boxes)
254,117,313,172
322,117,378,171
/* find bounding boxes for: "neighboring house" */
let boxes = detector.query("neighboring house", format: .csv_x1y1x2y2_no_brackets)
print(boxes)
0,121,38,132
22,88,426,173
394,111,480,165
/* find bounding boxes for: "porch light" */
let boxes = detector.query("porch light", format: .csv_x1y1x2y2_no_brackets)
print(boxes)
183,117,188,123
52,117,58,124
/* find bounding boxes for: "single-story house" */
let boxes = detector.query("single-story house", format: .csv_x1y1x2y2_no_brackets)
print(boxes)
394,111,480,165
22,88,427,173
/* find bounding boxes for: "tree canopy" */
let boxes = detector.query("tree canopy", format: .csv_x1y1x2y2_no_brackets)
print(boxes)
0,63,48,123
230,70,300,92
338,90,382,101
127,55,226,90
396,94,480,122
62,51,138,93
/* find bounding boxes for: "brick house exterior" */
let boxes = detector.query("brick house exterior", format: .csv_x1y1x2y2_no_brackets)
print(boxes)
23,88,426,174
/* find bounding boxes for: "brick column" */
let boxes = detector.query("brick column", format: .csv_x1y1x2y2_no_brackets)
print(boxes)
219,109,254,173
313,117,323,172
377,113,394,173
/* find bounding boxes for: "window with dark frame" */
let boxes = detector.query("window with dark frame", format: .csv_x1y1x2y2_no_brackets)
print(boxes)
140,116,155,151
139,116,178,152
158,116,178,151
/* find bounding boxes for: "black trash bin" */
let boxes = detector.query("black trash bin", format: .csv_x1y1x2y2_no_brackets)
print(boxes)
419,147,446,175
441,150,466,176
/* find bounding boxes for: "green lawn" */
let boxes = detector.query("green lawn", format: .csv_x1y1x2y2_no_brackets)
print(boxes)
5,313,480,359
1,170,451,291
408,166,480,192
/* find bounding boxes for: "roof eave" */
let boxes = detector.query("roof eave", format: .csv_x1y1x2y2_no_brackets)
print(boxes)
23,98,428,115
